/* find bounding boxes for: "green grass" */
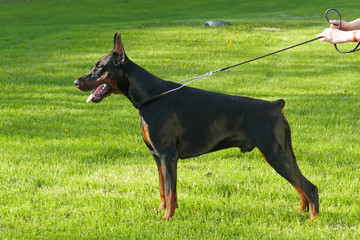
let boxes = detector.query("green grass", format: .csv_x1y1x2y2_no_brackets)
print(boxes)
1,0,360,239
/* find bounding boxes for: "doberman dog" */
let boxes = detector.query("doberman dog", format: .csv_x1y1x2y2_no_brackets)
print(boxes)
74,33,319,221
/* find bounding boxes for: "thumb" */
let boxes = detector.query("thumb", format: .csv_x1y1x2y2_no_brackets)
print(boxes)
329,20,340,29
317,35,326,41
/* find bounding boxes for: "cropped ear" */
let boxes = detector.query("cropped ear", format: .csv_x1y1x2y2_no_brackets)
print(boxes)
113,33,126,66
113,33,118,49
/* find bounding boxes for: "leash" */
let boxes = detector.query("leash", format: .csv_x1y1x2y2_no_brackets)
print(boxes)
138,37,320,108
325,8,360,53
138,8,358,108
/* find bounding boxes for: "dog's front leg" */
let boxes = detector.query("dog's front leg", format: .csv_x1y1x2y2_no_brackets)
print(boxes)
153,154,166,213
158,149,179,220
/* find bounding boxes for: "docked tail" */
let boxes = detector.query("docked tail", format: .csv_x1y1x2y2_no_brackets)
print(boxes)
273,99,286,110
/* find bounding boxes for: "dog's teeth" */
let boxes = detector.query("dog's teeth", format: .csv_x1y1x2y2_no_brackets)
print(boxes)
86,93,93,103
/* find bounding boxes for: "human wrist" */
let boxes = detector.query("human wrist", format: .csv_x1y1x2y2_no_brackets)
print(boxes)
340,31,353,43
353,31,359,42
350,19,360,30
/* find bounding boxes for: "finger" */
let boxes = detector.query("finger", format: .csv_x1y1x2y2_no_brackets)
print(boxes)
329,20,339,25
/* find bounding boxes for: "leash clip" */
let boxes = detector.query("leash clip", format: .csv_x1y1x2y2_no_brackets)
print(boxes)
204,69,219,78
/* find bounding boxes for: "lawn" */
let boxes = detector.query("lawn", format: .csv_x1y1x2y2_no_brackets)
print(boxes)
0,0,359,239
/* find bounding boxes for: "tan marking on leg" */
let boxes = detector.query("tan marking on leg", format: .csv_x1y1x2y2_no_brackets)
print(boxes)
259,150,271,166
163,191,177,220
292,185,317,221
157,165,166,213
293,185,309,212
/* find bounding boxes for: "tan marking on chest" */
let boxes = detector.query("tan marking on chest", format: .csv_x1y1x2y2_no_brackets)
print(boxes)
140,117,152,146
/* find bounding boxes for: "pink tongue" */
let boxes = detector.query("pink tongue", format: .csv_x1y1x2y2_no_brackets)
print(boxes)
86,84,106,103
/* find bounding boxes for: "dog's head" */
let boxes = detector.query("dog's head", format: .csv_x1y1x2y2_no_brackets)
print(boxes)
74,33,127,103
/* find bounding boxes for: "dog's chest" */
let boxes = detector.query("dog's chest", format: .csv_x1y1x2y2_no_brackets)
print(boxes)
139,114,153,147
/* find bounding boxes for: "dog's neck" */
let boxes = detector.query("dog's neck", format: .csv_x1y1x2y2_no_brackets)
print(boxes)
122,59,176,109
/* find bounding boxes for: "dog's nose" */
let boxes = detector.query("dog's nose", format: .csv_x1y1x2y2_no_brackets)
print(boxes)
74,79,81,88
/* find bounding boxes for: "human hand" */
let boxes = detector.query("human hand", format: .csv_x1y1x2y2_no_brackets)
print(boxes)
317,28,353,44
328,20,354,30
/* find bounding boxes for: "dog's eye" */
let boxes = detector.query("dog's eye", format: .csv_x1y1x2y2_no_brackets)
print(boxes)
94,61,104,69
94,64,103,72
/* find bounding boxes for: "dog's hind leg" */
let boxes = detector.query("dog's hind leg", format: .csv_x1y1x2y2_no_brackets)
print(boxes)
259,149,312,214
256,120,319,220
259,145,319,220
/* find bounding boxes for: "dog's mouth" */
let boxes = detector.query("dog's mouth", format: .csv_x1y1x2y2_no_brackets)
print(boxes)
86,83,111,103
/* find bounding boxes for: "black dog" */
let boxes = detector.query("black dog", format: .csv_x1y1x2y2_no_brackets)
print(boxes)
74,33,319,220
